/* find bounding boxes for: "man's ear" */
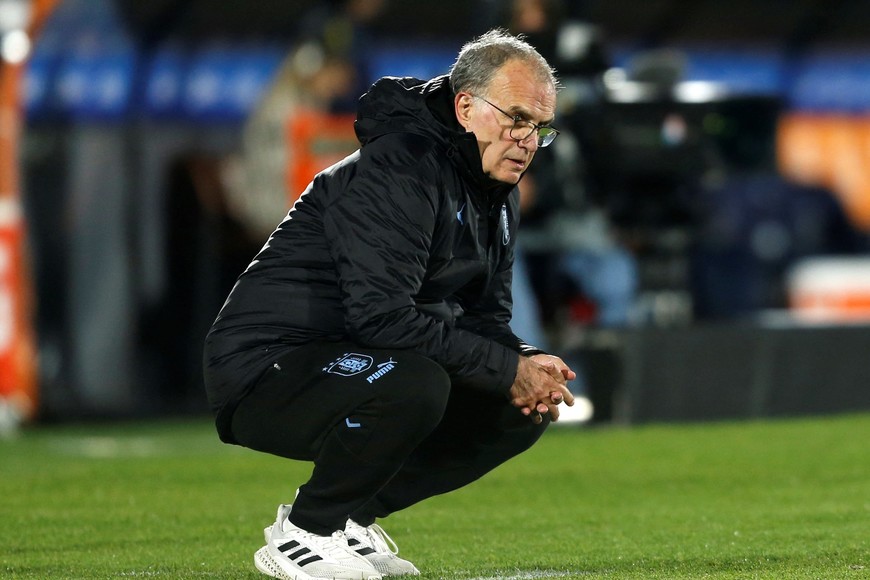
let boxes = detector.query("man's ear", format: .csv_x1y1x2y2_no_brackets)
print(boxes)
455,92,474,130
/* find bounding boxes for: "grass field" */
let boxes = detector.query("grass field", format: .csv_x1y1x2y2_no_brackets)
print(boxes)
1,413,868,579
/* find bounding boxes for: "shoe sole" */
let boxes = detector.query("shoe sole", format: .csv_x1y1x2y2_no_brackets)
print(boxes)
255,546,299,580
254,544,382,580
256,546,330,580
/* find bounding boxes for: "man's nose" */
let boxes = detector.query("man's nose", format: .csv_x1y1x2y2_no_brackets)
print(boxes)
516,131,538,151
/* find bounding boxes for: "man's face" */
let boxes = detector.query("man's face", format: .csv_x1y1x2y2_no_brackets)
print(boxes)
455,59,557,185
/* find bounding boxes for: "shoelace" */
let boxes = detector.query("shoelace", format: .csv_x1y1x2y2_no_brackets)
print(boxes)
286,522,356,560
330,530,361,559
364,523,399,556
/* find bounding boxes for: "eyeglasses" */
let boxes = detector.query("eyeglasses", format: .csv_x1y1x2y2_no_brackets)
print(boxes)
474,96,559,148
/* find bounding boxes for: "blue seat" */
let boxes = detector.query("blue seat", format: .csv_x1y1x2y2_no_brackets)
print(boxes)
180,41,286,123
789,49,870,113
365,43,458,83
680,47,787,96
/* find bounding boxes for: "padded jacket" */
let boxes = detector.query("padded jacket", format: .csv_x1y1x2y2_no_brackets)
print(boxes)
203,74,544,442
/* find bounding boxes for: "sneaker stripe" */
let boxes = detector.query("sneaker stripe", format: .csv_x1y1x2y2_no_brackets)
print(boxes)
287,547,312,560
277,541,323,565
277,540,300,553
348,535,378,556
296,554,324,567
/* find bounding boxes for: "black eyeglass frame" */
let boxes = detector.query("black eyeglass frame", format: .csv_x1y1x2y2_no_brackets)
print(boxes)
473,95,560,148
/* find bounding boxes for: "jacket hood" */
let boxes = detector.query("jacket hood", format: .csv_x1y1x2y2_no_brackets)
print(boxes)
355,75,454,146
355,74,514,199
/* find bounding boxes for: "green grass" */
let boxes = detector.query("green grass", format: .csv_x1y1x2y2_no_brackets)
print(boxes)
1,413,868,579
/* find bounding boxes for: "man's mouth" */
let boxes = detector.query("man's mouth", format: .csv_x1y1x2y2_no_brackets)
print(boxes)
507,158,526,170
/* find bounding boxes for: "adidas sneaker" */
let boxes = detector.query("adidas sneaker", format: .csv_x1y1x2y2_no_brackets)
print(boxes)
345,519,420,577
254,504,382,580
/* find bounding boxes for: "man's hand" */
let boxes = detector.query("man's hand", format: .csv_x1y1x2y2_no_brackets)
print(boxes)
509,355,575,423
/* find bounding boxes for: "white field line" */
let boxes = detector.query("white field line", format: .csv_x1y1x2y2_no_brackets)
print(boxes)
465,571,585,579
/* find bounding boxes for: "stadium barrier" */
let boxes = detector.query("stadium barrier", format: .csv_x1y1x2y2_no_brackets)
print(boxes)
582,323,870,424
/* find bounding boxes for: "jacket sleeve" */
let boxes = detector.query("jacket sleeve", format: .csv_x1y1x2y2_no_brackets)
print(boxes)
322,135,517,395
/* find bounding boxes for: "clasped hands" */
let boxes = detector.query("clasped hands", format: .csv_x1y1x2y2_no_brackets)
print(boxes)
509,354,576,423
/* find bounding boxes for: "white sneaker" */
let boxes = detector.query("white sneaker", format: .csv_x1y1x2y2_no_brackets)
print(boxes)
254,505,382,580
345,519,420,576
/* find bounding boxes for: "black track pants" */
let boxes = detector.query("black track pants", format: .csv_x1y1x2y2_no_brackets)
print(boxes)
230,341,548,535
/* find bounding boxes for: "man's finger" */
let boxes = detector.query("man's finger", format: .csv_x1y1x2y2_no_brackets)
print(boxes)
550,388,575,406
549,405,560,422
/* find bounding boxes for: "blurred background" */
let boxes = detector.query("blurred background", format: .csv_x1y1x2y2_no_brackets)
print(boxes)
2,0,870,431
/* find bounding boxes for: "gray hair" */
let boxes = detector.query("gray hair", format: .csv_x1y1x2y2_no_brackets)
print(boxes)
449,28,559,96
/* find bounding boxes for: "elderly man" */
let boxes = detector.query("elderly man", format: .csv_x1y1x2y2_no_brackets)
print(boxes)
204,29,575,580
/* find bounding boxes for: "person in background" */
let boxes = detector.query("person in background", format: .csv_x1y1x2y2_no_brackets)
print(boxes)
220,0,387,248
204,29,575,580
292,0,387,113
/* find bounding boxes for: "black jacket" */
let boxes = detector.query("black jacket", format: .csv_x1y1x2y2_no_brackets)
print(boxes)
203,75,543,439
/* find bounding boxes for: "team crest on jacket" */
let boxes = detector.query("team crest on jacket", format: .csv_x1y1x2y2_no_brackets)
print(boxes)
324,353,373,376
501,204,510,245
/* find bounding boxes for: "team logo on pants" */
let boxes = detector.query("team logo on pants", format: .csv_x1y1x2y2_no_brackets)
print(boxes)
323,353,373,376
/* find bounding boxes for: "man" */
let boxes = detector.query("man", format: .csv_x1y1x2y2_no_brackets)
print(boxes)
203,29,575,580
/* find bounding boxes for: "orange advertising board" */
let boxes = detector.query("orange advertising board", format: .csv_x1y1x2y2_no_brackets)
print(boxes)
778,113,870,231
0,0,61,425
